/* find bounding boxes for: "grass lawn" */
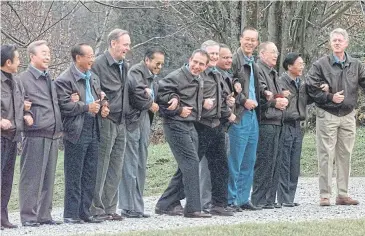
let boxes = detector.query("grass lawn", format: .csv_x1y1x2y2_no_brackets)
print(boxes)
8,127,365,212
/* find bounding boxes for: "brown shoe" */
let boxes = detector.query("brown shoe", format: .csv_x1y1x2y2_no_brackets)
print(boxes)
108,213,124,221
320,198,331,206
184,211,212,218
336,197,359,205
155,205,184,216
1,220,18,229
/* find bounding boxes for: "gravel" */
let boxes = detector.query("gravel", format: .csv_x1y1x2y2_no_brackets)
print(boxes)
3,177,365,235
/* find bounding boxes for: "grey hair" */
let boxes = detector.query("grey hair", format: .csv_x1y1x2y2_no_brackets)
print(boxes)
27,40,48,55
201,40,220,51
107,29,129,47
258,41,275,54
330,28,349,41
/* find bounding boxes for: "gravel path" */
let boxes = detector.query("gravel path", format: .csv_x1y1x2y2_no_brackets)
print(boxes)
3,177,365,236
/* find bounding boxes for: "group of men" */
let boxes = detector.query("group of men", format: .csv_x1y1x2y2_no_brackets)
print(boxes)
1,26,364,229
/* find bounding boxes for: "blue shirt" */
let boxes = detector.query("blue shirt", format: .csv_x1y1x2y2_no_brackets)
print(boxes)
243,55,257,106
75,65,94,105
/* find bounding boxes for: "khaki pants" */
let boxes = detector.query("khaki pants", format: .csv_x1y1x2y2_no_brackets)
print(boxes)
316,108,356,198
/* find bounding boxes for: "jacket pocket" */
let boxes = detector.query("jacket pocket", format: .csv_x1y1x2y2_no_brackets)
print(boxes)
316,107,326,118
263,107,282,120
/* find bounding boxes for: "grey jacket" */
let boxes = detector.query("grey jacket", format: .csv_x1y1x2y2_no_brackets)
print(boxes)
18,65,62,139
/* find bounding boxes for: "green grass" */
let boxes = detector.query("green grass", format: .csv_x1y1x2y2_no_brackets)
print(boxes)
72,218,365,236
8,127,365,212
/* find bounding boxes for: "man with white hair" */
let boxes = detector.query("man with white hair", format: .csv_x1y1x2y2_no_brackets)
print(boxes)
307,28,365,206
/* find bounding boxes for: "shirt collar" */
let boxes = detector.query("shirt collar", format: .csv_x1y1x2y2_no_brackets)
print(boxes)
72,64,91,81
237,48,255,66
105,50,123,67
28,65,49,79
183,64,200,83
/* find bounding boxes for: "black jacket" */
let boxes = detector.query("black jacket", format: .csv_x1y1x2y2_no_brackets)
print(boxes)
306,53,365,117
1,71,31,141
18,66,62,139
126,61,155,131
231,48,261,121
157,65,203,122
92,50,129,124
55,64,104,144
257,60,284,126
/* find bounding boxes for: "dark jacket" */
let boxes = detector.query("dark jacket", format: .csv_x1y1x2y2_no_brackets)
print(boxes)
199,67,232,128
18,66,62,139
55,64,104,143
157,65,203,122
231,48,261,121
257,60,284,126
279,73,312,122
306,53,365,117
91,50,129,124
1,71,30,141
126,61,154,132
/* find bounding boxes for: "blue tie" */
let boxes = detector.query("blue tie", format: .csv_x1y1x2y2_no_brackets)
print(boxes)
244,56,257,105
83,71,94,105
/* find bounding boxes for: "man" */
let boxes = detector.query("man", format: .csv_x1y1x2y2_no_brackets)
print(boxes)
18,40,63,227
1,44,33,229
91,29,130,221
119,48,164,218
196,40,236,216
55,44,109,223
155,49,212,218
251,42,288,209
228,27,262,211
307,28,365,206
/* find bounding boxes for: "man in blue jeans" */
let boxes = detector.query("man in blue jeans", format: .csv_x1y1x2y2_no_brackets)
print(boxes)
228,27,264,211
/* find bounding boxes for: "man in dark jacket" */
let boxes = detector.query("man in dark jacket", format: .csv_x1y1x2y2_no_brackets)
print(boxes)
90,29,130,221
154,49,212,218
1,44,33,229
119,48,164,218
251,41,289,209
307,28,365,206
55,43,109,224
228,27,262,211
18,40,63,227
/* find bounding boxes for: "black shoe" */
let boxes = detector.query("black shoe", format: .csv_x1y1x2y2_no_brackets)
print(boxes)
184,211,212,218
294,203,300,206
81,216,104,223
93,214,113,221
282,203,295,207
240,201,262,211
274,203,282,208
137,212,151,218
64,218,85,224
121,210,143,218
22,221,40,227
210,206,234,216
1,221,18,229
262,204,275,209
227,204,242,212
39,220,63,225
155,205,184,216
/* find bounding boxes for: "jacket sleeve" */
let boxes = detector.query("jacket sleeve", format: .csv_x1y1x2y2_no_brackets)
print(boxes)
258,69,276,110
128,69,153,111
55,78,89,117
359,62,365,89
157,74,180,105
220,78,232,119
306,62,335,104
232,55,248,106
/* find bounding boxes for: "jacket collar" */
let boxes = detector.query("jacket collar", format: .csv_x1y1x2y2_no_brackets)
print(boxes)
182,65,199,83
329,52,354,67
1,70,12,82
257,59,277,74
28,64,49,79
236,48,254,66
138,61,155,80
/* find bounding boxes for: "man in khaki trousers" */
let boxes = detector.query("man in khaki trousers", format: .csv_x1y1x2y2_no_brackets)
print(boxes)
307,28,365,206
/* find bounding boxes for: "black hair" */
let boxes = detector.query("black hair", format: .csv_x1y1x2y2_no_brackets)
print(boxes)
282,52,301,71
71,43,90,62
1,44,17,67
190,49,210,64
144,47,165,61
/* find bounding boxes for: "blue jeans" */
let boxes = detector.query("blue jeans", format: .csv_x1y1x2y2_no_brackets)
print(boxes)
227,110,259,206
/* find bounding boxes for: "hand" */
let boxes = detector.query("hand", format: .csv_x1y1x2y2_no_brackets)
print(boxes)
101,105,110,118
23,115,33,126
332,90,344,104
167,98,178,110
145,88,152,96
179,107,193,118
24,100,32,111
226,93,235,107
320,84,329,92
100,91,106,100
88,99,101,114
244,99,257,110
234,82,242,93
228,113,236,123
71,93,80,102
282,90,291,98
1,118,12,130
149,102,159,113
275,97,289,110
203,98,215,110
264,90,274,101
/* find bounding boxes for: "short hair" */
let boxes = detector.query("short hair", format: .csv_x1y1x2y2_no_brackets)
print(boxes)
258,41,275,54
219,43,230,50
144,47,165,61
282,52,301,71
190,49,209,64
1,44,17,67
201,40,220,51
107,29,129,47
71,43,90,62
241,26,258,37
330,28,349,42
27,40,48,55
